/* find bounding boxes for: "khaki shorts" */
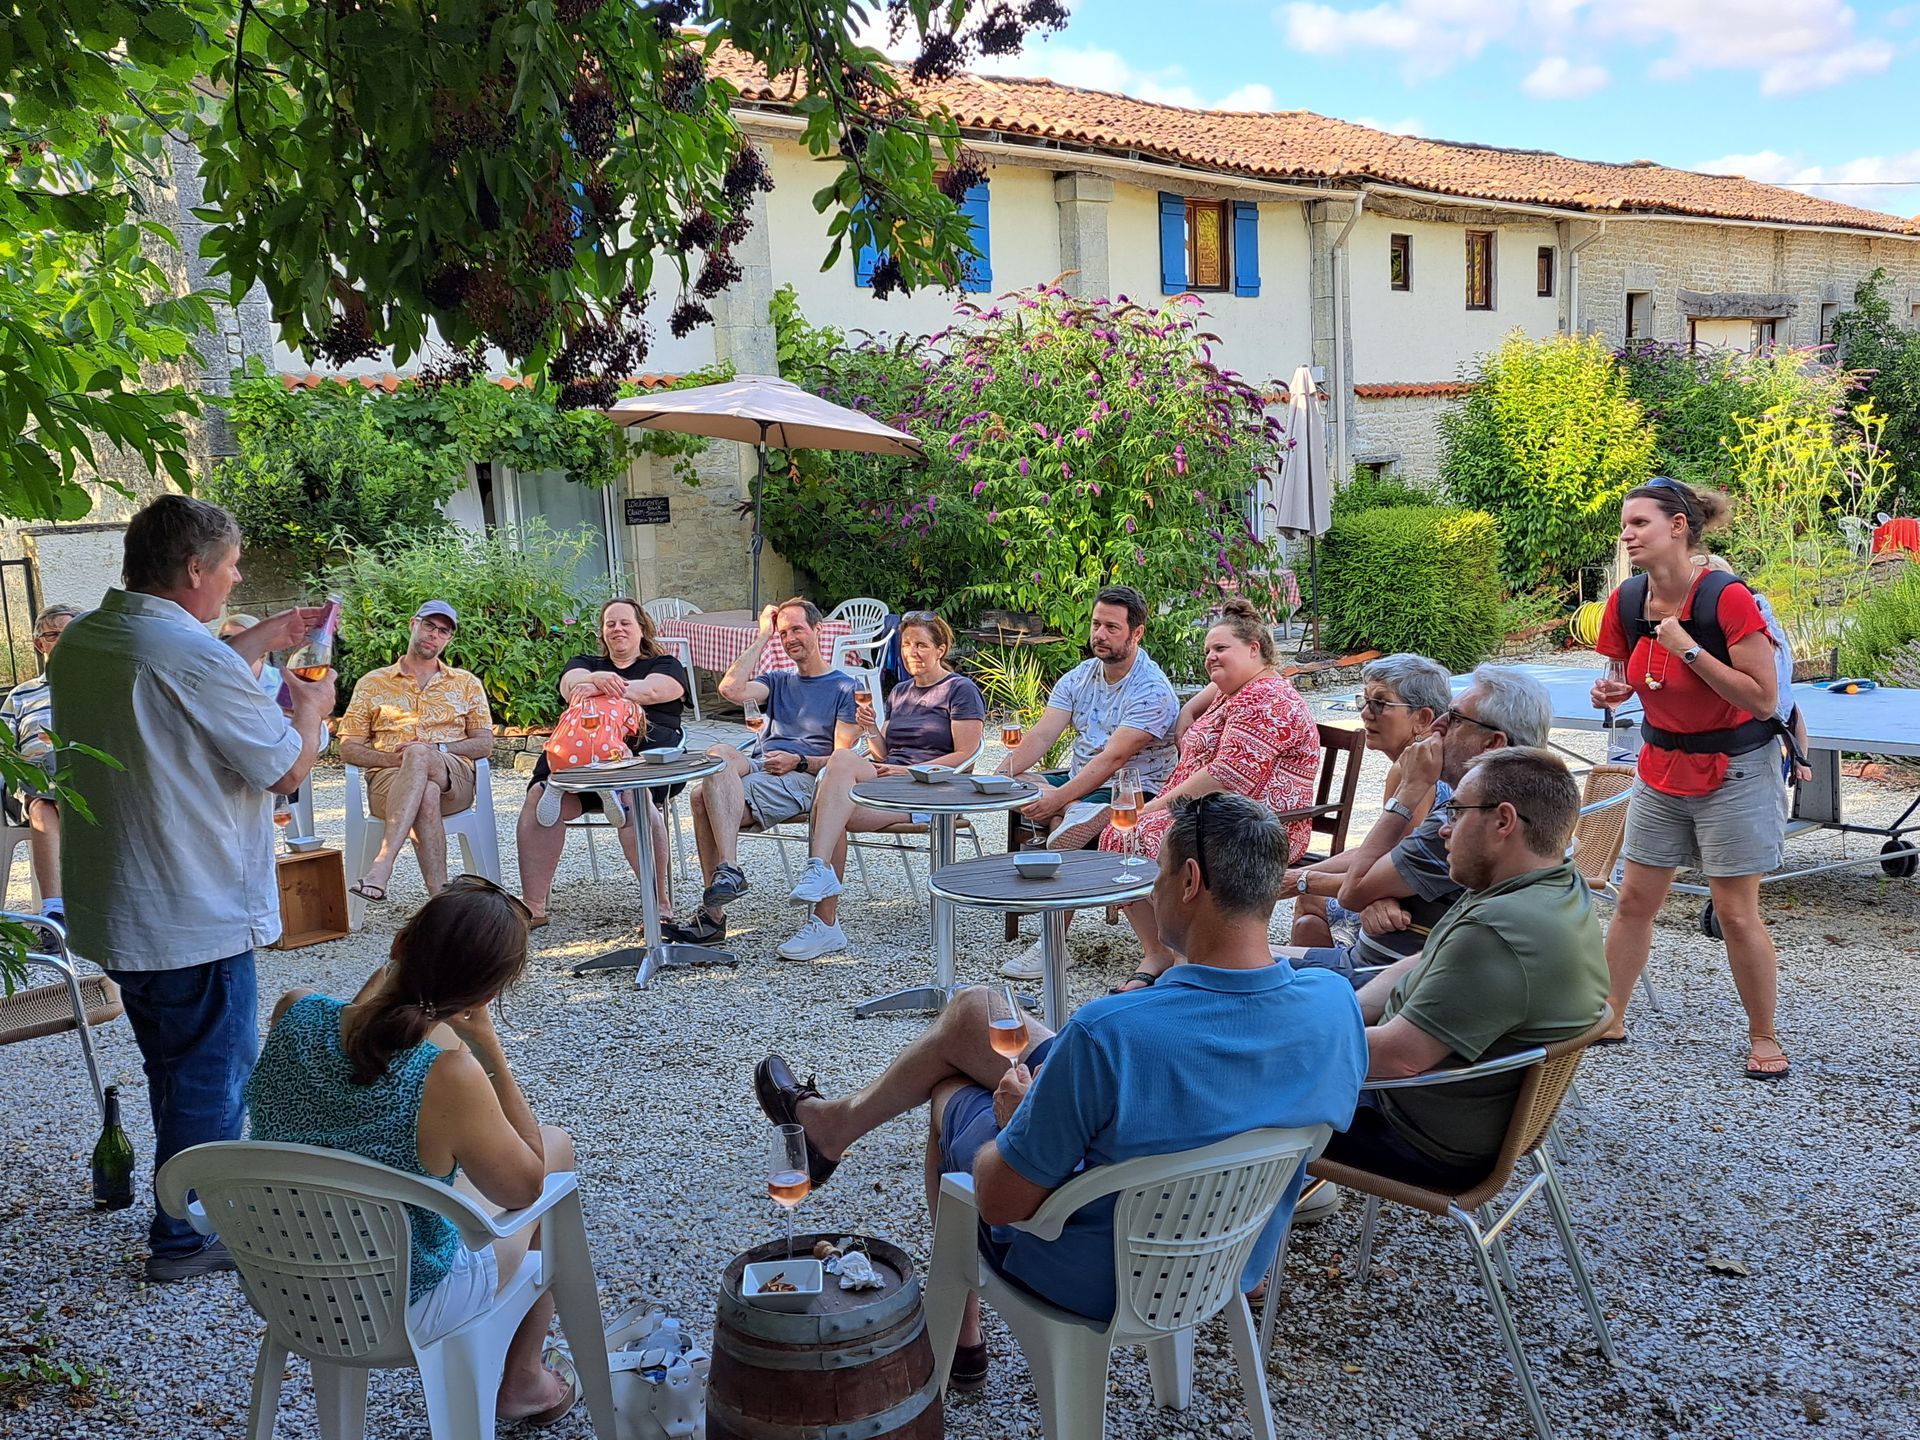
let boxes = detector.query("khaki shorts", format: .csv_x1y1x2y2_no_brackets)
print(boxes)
366,752,478,820
740,760,819,829
1622,756,1787,878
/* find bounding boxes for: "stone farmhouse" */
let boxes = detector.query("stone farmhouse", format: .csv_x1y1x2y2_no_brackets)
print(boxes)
10,54,1920,623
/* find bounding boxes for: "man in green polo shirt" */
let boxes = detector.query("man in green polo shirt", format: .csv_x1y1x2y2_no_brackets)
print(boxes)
1324,746,1609,1188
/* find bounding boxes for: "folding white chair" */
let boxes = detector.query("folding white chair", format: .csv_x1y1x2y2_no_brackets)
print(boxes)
926,1125,1327,1440
0,912,120,1123
343,759,503,929
158,1141,615,1440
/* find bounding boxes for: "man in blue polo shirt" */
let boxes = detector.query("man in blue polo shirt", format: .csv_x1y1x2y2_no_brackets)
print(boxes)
753,793,1366,1389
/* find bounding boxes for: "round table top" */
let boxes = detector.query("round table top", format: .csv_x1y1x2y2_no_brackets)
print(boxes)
929,849,1155,910
850,773,1038,814
546,752,722,791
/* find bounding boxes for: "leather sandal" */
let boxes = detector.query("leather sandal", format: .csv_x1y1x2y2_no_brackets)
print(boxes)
753,1054,840,1187
1744,1034,1790,1081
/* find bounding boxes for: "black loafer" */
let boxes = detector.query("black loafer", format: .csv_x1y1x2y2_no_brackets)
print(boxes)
753,1053,840,1188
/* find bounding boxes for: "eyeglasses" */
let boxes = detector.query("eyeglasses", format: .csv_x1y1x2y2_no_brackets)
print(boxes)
1442,706,1502,735
1353,693,1421,718
442,873,533,924
1437,799,1529,826
33,631,63,642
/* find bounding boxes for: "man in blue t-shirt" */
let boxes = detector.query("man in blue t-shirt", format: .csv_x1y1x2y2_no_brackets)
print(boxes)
667,598,858,947
752,794,1366,1391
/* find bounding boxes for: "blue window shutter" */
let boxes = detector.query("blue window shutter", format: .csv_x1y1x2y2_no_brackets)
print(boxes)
1232,202,1260,297
856,235,879,288
1159,192,1187,294
960,181,992,293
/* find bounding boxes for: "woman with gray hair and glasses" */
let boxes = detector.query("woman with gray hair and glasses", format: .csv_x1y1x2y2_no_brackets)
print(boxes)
1288,652,1452,951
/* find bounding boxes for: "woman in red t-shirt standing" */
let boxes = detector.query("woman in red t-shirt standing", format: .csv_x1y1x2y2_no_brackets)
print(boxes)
1591,478,1789,1080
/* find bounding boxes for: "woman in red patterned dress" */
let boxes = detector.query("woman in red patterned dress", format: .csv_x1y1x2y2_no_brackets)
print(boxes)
1105,598,1321,991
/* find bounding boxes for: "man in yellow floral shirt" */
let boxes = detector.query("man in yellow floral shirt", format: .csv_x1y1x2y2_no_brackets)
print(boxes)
338,601,494,901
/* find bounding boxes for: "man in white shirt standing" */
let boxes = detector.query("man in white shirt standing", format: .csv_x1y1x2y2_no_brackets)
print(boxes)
49,496,334,1282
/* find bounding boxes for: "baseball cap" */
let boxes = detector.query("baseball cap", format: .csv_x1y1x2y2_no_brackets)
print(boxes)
414,600,458,630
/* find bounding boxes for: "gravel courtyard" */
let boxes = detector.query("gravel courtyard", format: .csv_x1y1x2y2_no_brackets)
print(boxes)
3,712,1917,1439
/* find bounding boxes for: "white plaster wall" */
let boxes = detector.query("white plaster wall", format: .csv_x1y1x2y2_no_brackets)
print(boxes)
1349,213,1562,384
762,144,1063,343
1105,183,1313,390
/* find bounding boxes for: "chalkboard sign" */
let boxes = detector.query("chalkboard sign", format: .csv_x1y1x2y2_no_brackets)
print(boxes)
624,496,671,525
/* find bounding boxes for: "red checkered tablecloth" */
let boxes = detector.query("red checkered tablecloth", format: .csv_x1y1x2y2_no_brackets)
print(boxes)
656,610,855,676
1215,569,1302,614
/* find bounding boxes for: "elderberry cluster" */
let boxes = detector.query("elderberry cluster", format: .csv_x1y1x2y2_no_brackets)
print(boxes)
414,342,488,393
661,49,707,114
554,0,609,23
669,299,712,338
723,145,774,206
549,290,650,411
885,0,1068,83
645,0,689,38
315,298,380,365
938,154,987,202
565,81,617,163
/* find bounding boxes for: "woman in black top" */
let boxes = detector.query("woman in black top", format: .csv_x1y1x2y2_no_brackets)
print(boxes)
515,597,690,927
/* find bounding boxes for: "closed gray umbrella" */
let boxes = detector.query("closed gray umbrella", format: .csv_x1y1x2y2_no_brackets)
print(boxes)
604,375,924,610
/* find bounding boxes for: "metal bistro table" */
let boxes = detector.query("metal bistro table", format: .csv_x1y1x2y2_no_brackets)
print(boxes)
849,773,1037,1019
549,753,740,985
929,850,1154,1025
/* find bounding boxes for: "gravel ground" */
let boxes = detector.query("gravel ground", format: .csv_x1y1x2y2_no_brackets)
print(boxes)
3,703,1918,1439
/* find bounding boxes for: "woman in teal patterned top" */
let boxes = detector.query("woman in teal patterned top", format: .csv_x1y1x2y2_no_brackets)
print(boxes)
246,877,580,1426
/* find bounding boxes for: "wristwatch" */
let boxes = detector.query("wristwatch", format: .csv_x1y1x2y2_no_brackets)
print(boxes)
1681,646,1703,666
1383,797,1415,822
1295,872,1311,895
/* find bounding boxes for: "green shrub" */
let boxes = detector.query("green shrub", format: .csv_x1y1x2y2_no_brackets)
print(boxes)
321,523,608,729
760,283,1288,674
1832,269,1920,513
1321,506,1504,672
1440,332,1657,586
1839,565,1920,682
1331,469,1437,517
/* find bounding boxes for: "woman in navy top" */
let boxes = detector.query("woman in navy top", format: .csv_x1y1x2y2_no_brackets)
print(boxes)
776,610,986,962
515,597,689,929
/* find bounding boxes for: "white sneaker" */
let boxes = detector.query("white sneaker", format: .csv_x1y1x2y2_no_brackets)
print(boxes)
777,916,849,962
788,857,844,905
1291,1181,1343,1225
999,940,1046,981
535,783,564,828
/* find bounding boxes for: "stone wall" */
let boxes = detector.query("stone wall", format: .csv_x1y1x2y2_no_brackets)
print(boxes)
1575,221,1920,350
1353,394,1456,484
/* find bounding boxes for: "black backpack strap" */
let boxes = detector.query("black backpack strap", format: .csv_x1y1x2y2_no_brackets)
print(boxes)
1617,573,1648,646
1685,569,1739,666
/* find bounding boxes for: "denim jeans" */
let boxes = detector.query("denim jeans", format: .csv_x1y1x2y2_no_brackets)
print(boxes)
106,952,259,1257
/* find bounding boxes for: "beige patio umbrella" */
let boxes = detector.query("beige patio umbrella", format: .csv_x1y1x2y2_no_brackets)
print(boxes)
603,375,924,610
1263,364,1331,644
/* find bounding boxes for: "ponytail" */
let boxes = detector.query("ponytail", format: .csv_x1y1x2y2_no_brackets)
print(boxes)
342,998,437,1086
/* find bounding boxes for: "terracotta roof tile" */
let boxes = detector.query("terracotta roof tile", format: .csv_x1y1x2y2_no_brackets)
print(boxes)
1355,382,1475,399
713,49,1918,237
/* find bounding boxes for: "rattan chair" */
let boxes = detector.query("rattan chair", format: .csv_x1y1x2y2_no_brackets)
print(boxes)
1569,764,1652,1011
1259,1005,1620,1440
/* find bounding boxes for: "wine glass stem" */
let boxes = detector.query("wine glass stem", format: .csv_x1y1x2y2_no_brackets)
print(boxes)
786,1208,794,1260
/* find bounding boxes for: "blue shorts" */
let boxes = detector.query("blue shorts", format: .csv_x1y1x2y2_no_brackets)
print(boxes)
938,1035,1057,1177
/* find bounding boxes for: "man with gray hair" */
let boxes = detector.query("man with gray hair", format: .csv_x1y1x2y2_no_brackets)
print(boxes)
1282,664,1554,984
49,495,334,1282
751,793,1366,1389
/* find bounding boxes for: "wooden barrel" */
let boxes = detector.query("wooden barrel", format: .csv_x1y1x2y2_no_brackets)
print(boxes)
708,1234,943,1440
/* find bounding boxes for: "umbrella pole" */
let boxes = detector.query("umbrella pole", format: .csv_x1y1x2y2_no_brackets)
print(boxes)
1308,533,1320,652
749,430,768,613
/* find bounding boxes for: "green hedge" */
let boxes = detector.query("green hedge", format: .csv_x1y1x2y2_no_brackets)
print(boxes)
1838,565,1920,683
1321,506,1504,673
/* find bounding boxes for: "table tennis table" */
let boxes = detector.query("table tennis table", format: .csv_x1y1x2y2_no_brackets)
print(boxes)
1453,663,1920,931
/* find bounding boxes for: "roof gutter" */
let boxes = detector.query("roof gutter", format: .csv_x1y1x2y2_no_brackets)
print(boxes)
1567,219,1606,338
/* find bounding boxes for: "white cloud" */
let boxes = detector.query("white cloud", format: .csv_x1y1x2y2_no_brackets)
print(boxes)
998,40,1284,110
1273,0,1897,96
1696,146,1920,218
1521,54,1610,98
1350,113,1428,135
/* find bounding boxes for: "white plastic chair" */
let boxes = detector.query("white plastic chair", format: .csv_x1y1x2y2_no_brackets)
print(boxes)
925,1124,1329,1440
642,597,702,624
157,1140,615,1440
828,629,889,673
823,597,887,646
2,817,41,908
343,759,502,930
642,599,705,721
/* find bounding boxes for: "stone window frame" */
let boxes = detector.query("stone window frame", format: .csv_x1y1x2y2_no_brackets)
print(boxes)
1389,233,1412,291
1465,230,1495,311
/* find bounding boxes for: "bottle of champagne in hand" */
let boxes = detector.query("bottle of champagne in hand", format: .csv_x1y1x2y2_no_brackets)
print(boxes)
92,1085,135,1211
286,593,344,682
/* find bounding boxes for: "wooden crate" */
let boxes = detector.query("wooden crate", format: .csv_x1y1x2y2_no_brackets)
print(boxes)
273,848,350,949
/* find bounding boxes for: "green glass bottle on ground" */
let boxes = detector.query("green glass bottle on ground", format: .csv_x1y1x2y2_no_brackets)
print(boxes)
91,1085,135,1211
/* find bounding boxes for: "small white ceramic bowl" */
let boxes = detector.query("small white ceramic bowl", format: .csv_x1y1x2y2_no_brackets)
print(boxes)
285,836,324,854
640,747,686,765
970,774,1018,795
908,764,953,784
742,1258,823,1312
1013,850,1063,878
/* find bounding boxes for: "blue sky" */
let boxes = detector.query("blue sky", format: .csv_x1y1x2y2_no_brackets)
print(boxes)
966,1,1920,219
